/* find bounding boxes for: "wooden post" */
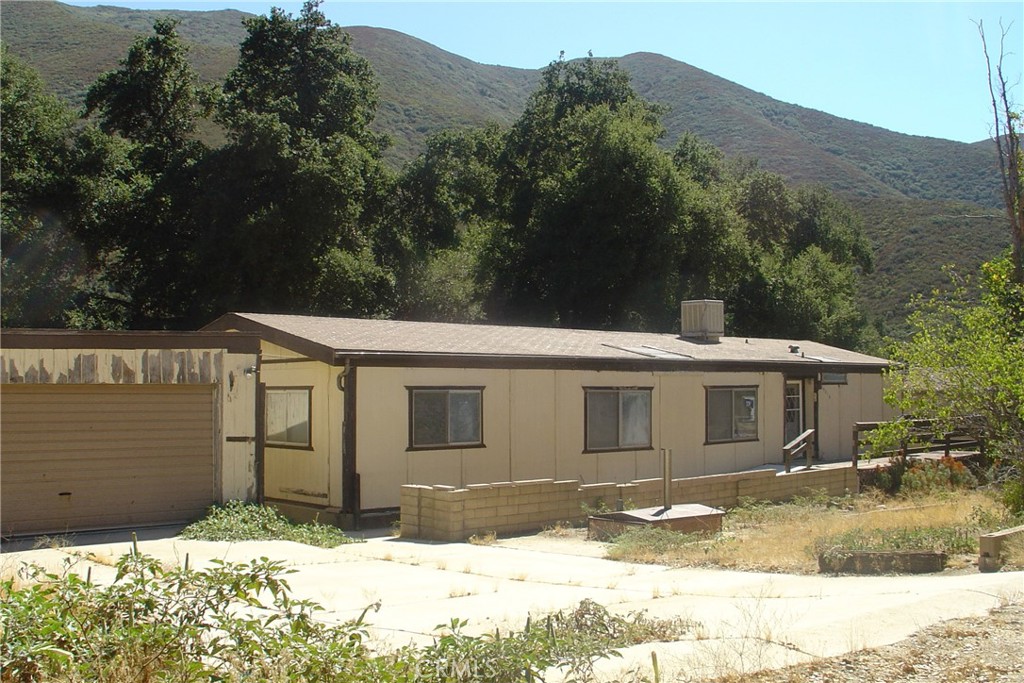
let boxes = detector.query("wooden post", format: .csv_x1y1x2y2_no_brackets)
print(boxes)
851,426,859,470
256,381,266,504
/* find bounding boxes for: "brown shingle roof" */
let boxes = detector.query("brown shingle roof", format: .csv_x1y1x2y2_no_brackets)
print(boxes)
205,312,888,371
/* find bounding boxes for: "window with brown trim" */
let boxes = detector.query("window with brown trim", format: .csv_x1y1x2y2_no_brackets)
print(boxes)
266,387,312,449
706,386,758,443
408,387,483,449
585,387,652,451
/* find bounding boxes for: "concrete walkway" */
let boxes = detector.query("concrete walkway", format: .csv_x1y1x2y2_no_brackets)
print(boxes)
3,532,1022,681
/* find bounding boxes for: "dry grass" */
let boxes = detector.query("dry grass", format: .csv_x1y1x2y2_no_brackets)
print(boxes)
467,530,497,545
541,520,578,537
608,490,1012,574
1004,533,1024,569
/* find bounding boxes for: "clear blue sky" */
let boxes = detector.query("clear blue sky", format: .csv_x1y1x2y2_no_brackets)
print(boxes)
64,1,1023,143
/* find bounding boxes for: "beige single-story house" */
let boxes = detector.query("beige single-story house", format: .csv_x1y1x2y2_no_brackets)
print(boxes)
0,330,261,537
204,301,891,525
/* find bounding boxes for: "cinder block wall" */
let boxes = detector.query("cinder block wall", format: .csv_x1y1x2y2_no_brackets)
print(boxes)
400,466,860,542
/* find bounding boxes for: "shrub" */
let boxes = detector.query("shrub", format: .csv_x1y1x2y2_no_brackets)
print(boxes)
901,456,978,495
179,500,357,547
997,464,1024,515
0,550,373,682
1,552,696,683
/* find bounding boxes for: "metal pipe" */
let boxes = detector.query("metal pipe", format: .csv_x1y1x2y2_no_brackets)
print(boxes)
662,448,673,511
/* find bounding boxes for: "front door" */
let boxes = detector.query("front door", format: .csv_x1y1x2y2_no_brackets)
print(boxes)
784,380,804,444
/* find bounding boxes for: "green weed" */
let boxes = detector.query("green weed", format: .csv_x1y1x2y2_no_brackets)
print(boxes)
0,554,697,683
179,500,356,547
814,524,979,561
0,551,373,682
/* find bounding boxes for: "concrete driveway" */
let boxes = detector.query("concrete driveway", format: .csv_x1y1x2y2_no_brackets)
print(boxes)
3,531,1022,681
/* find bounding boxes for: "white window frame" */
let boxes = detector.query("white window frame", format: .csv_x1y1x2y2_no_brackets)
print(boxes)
265,386,313,449
408,387,484,450
706,386,759,444
784,380,804,443
584,387,653,452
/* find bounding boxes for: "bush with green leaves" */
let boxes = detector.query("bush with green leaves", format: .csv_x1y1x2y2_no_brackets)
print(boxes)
901,457,978,495
179,500,357,547
1,552,696,683
0,550,373,682
883,255,1024,511
403,598,696,683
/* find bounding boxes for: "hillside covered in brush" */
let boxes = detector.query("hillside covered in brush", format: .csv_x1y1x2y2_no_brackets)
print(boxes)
1,1,1010,335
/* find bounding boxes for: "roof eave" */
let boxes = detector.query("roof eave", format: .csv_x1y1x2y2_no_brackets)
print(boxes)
330,350,888,373
1,328,261,354
201,313,337,364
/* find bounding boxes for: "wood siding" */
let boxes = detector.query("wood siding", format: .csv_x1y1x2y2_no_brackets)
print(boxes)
1,384,216,535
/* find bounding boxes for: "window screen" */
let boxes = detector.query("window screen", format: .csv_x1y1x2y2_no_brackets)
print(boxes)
410,388,483,448
585,388,652,451
706,386,758,443
266,388,312,448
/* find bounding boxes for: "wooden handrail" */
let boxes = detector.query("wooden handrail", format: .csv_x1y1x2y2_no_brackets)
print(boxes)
783,429,815,473
851,418,984,467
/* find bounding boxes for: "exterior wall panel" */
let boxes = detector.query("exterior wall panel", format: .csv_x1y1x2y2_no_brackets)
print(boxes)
350,366,838,510
817,373,892,459
259,361,332,505
357,367,513,509
509,370,557,481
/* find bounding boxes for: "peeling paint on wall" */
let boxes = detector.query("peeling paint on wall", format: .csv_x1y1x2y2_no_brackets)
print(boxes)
5,359,21,383
73,354,98,383
2,348,240,386
111,355,138,383
160,349,174,383
199,353,212,384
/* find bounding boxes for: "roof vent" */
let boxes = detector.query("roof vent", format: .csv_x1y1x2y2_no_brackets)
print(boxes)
680,300,724,342
789,344,800,354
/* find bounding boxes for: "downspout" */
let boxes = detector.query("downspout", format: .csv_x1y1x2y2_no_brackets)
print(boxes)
254,351,266,505
338,359,359,518
813,376,821,461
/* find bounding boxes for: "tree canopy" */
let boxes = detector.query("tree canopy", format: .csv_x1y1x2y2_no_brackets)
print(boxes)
880,26,1024,511
396,55,872,341
3,26,875,348
882,255,1024,509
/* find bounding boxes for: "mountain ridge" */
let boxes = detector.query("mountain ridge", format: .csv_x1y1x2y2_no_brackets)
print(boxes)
0,1,1010,333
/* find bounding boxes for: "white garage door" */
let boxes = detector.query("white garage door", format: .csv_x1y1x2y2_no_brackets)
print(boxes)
1,384,216,536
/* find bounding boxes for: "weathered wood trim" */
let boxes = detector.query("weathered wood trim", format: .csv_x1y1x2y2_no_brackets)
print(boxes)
1,329,260,354
0,348,248,386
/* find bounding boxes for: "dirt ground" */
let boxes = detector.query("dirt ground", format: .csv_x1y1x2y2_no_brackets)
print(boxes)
497,529,1024,682
729,601,1024,683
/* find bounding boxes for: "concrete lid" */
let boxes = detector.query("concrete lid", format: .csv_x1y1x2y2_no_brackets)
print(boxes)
590,503,725,523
